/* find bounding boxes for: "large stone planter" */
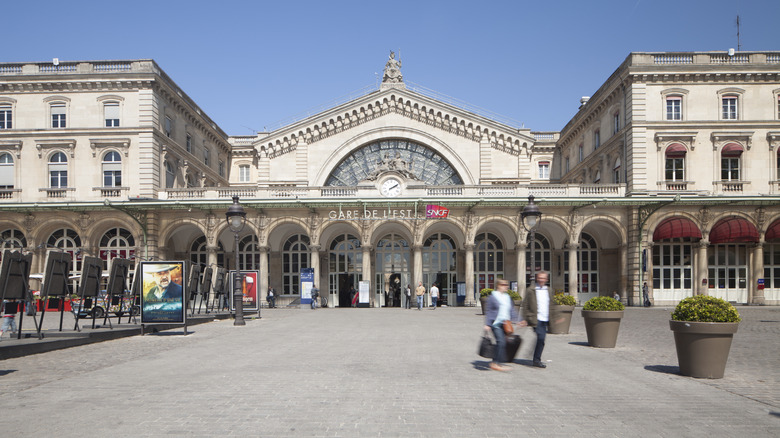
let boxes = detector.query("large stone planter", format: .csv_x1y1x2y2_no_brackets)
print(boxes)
669,320,739,379
480,296,488,315
548,305,575,334
582,310,623,348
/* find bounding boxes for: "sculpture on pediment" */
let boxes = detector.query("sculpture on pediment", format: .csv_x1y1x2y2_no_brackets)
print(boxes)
382,51,403,84
363,151,417,182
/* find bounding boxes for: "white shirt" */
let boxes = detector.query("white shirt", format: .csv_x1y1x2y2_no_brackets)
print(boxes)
536,285,550,322
430,285,439,298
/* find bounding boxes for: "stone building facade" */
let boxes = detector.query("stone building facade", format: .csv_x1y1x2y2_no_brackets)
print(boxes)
0,51,778,308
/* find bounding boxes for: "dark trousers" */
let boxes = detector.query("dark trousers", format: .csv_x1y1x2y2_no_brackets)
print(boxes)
533,320,548,363
490,324,507,364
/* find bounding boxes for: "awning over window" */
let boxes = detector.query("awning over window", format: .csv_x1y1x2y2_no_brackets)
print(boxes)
721,143,744,157
709,217,759,244
665,143,687,157
765,220,780,241
653,217,702,241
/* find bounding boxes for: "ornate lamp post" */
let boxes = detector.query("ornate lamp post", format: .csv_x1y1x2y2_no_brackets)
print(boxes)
521,195,542,289
225,196,247,326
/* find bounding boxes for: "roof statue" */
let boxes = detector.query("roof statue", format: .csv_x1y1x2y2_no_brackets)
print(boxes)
382,51,404,86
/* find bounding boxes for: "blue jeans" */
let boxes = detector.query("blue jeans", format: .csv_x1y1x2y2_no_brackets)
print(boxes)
417,295,423,310
490,324,507,364
431,297,437,308
533,320,548,363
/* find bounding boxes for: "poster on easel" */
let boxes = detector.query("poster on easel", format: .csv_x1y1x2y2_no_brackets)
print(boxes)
140,261,186,324
228,270,258,311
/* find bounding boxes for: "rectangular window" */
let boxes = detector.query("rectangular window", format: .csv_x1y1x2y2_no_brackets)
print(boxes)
103,170,121,187
613,168,620,184
722,96,738,120
565,157,570,173
593,130,600,149
219,160,225,177
104,102,120,127
665,158,684,181
666,97,682,120
186,134,192,153
777,95,780,119
165,116,173,137
538,161,550,179
51,104,66,128
613,112,619,134
50,170,67,188
204,147,210,166
239,165,250,182
721,157,740,181
0,104,11,129
578,144,583,162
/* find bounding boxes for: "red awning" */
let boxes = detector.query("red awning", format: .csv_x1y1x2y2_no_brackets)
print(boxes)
721,143,744,156
653,217,702,241
665,143,687,157
766,220,780,241
709,217,759,244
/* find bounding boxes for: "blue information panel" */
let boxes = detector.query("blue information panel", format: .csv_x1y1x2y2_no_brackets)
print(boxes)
300,268,314,304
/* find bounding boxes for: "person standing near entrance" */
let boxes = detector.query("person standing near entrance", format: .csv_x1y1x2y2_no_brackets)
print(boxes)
311,284,319,309
405,284,412,309
415,281,425,310
430,283,439,309
520,271,555,368
643,282,651,307
267,286,275,308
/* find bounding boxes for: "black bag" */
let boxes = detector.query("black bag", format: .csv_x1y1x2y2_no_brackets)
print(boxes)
478,333,495,358
505,334,522,361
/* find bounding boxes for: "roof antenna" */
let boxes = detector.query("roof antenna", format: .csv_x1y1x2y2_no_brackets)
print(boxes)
736,15,741,51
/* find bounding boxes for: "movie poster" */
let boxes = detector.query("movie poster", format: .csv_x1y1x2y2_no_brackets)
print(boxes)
140,261,186,324
229,270,259,311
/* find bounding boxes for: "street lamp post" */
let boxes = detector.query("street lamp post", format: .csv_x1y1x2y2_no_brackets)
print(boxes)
521,195,542,290
226,196,247,326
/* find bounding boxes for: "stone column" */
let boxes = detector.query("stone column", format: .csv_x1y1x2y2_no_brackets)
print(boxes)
752,242,765,305
567,243,579,303
465,243,475,306
645,243,654,304
310,244,321,292
698,240,709,295
516,242,527,298
619,243,628,304
258,245,269,313
206,244,219,305
362,245,373,307
413,244,423,300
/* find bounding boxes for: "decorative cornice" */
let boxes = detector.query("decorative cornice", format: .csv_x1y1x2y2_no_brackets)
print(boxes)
654,132,698,150
711,131,753,150
89,138,131,157
36,139,76,158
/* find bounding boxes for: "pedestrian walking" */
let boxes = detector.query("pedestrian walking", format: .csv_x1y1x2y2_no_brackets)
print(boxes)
643,282,650,307
311,284,319,309
430,283,439,309
405,284,412,309
483,279,517,371
267,286,276,308
415,281,425,310
520,271,555,368
1,299,19,340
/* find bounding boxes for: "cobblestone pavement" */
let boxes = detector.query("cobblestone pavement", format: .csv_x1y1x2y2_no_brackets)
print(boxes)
0,306,778,437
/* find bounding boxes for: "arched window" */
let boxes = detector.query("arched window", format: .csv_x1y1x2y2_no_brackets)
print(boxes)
99,227,135,270
238,235,260,271
665,144,686,181
526,233,551,286
0,152,14,189
283,234,310,295
0,229,26,251
190,236,225,267
48,228,82,275
102,151,122,187
165,161,175,188
185,174,195,188
475,232,504,291
49,152,68,188
721,143,743,181
563,233,599,299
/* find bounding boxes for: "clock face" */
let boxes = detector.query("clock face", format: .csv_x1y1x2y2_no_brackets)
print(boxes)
380,178,402,197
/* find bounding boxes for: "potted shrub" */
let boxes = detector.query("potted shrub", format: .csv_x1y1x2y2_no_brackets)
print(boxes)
509,289,522,315
581,296,624,348
669,295,741,379
549,293,576,334
479,288,492,315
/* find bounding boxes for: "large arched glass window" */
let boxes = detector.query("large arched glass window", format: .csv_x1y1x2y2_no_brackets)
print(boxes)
238,235,260,271
526,233,551,286
102,151,122,187
423,232,457,306
564,233,599,299
325,139,463,186
0,152,14,189
190,236,225,268
475,232,504,291
283,234,310,296
0,229,26,251
49,152,68,188
99,227,135,270
48,228,82,275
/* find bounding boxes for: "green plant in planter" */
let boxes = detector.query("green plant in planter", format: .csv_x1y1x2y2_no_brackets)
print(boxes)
671,295,741,322
583,296,624,311
553,293,576,306
508,290,521,301
479,288,493,298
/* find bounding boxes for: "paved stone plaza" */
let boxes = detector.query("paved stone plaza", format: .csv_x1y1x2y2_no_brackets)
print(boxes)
0,305,778,437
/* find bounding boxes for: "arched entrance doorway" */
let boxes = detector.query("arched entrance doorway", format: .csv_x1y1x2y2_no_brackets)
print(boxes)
708,217,758,303
375,233,410,307
652,217,701,302
423,232,457,307
328,233,363,307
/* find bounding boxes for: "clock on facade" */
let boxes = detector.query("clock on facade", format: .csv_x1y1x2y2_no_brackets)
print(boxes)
380,177,402,197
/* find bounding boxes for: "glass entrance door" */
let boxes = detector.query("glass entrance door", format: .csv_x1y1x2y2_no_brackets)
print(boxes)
708,244,748,303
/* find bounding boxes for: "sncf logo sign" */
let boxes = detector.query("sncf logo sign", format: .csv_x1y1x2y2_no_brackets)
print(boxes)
426,205,449,219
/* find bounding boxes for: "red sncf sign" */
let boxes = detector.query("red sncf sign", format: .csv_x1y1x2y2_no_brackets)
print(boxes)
426,205,449,219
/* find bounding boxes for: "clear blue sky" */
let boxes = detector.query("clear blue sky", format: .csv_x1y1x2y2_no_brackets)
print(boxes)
3,0,778,135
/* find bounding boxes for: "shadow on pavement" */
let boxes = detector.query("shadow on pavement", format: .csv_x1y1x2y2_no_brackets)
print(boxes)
568,341,590,347
644,364,679,375
471,360,493,371
0,370,17,376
